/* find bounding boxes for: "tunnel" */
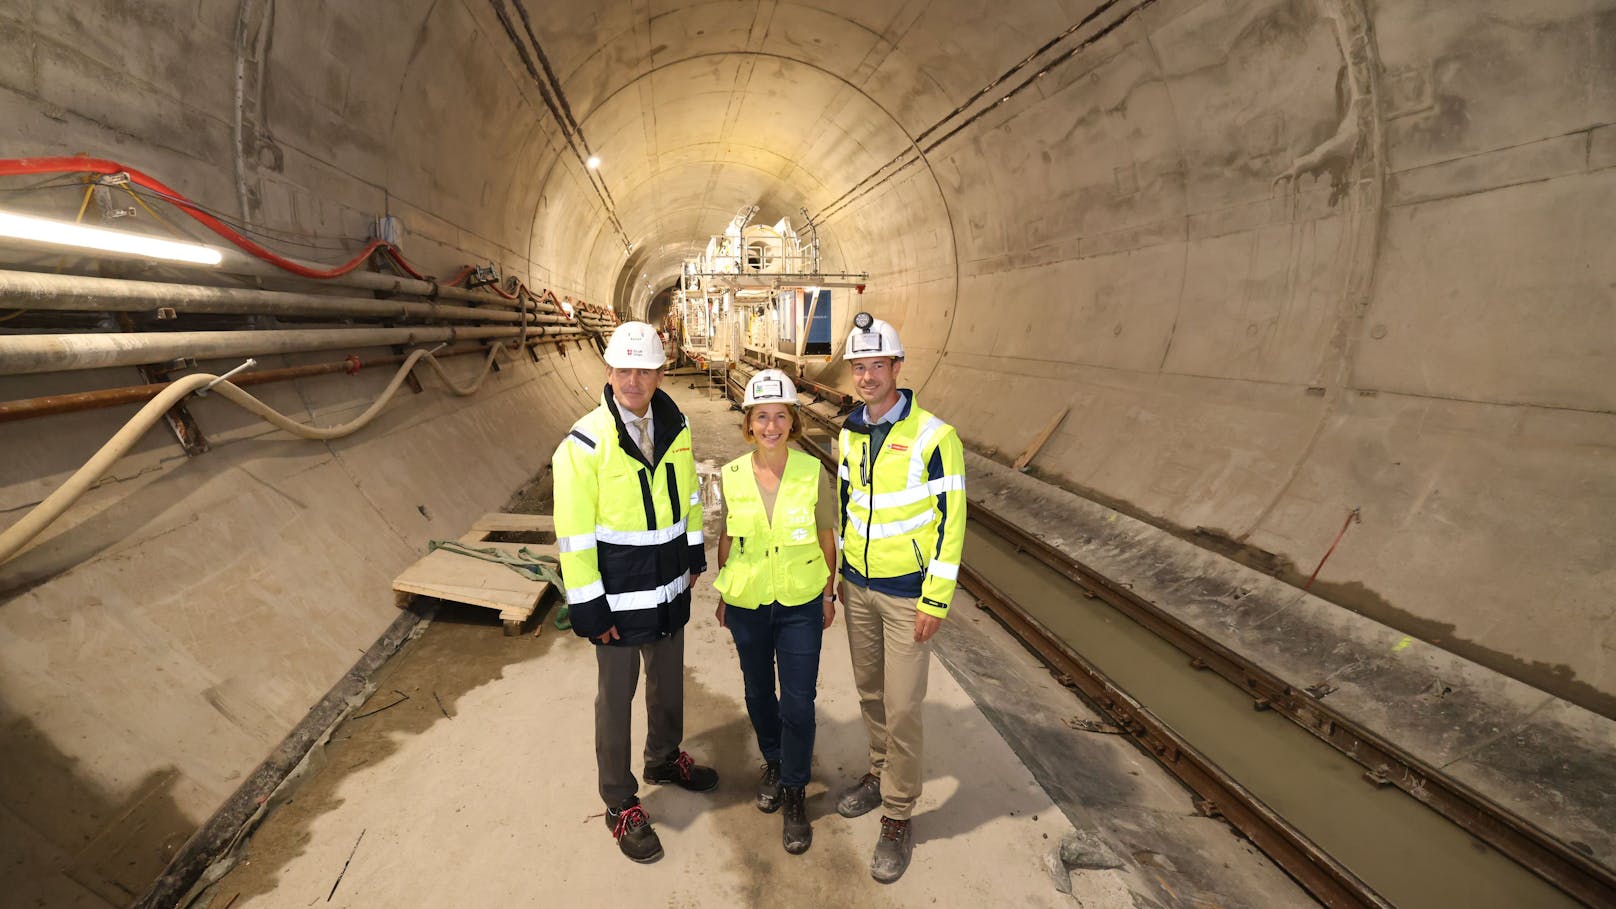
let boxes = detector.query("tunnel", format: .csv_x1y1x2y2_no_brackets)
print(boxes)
0,1,1612,906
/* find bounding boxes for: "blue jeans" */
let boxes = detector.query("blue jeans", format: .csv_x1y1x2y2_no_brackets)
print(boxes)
726,597,824,788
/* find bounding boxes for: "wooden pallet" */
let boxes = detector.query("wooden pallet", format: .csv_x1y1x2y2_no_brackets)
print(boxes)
391,513,558,635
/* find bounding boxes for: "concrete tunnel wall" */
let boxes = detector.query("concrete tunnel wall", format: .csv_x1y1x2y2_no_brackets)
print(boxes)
0,0,1612,902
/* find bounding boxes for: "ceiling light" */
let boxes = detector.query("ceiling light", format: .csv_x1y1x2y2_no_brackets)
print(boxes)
586,156,601,170
0,210,222,265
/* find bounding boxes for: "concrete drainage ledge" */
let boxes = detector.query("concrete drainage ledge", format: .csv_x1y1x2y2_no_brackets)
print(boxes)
963,451,1616,885
135,598,437,909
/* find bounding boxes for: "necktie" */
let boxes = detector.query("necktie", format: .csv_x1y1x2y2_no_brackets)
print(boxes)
631,418,652,462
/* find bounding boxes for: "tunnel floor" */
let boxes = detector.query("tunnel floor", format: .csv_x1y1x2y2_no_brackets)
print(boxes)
195,379,1308,908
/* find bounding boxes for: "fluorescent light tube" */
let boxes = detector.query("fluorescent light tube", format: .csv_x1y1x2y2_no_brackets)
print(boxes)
0,210,223,265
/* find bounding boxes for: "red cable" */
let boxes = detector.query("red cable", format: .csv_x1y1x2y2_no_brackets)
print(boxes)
380,244,429,281
1304,507,1361,590
0,156,432,280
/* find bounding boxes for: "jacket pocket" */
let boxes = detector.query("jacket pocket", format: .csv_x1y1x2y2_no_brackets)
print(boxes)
911,540,926,573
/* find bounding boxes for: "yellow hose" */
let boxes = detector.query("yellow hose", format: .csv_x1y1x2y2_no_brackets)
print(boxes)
0,344,512,566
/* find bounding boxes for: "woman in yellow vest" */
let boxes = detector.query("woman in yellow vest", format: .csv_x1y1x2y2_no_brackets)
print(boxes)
713,368,838,855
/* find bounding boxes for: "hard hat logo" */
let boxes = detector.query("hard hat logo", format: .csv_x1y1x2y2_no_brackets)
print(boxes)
742,368,799,406
604,321,667,369
843,313,904,361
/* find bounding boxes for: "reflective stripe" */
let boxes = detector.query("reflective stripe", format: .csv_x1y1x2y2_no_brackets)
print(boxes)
566,578,605,604
847,474,966,510
837,464,851,480
594,520,687,547
566,429,597,451
687,530,705,546
846,510,935,540
907,416,946,488
926,560,959,581
606,572,692,612
689,491,701,506
558,533,597,553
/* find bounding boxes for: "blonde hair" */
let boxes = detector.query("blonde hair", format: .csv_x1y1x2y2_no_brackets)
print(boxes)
741,404,805,443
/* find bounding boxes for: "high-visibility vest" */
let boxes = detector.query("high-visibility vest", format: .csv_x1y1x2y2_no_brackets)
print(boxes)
552,388,705,645
714,448,830,609
837,390,967,618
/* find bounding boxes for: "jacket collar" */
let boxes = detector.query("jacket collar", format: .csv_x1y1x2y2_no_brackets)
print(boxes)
603,384,684,468
843,388,914,435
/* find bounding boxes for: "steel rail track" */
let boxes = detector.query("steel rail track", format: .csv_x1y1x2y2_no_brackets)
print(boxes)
965,505,1615,909
958,560,1391,908
719,358,1615,908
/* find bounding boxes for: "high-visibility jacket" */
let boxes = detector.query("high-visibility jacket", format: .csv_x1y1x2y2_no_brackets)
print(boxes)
552,386,706,645
838,390,966,618
714,448,831,609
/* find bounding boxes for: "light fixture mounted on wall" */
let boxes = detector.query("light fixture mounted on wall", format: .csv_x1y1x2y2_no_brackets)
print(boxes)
0,209,223,265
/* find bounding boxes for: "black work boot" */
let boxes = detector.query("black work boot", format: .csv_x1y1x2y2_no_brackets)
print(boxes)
870,815,913,883
781,786,812,855
604,798,663,863
836,772,882,818
757,761,782,813
644,750,720,792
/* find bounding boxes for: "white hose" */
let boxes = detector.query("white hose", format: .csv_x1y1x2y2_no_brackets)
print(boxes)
0,344,511,566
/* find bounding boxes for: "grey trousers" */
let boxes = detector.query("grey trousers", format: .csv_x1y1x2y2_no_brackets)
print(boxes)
595,627,685,808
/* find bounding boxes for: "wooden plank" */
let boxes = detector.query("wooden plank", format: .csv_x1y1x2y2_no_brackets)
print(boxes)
471,512,555,533
391,541,552,614
1014,407,1070,471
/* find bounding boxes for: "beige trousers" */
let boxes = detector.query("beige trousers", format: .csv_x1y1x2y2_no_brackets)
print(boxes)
843,582,930,820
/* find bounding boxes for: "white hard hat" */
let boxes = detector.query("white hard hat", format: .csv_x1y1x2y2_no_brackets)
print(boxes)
843,311,904,360
603,321,667,369
742,368,799,407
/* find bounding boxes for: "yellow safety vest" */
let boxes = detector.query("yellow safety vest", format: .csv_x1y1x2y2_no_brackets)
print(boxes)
837,391,967,618
714,448,830,609
552,388,705,644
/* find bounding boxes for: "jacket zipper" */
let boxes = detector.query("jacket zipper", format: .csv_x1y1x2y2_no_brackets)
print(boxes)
861,440,874,573
911,539,926,573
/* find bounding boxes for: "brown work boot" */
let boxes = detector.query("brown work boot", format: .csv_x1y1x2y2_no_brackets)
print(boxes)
836,772,881,818
604,798,663,863
870,815,913,883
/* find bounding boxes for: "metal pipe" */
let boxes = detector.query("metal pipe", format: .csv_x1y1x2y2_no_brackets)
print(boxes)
0,269,574,325
165,251,593,316
0,325,589,376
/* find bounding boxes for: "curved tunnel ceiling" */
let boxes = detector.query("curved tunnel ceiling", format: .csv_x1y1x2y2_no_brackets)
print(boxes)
516,3,965,319
486,0,1615,714
2,0,1612,712
3,4,1613,899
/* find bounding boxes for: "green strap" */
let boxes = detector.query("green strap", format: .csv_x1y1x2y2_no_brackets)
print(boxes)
427,540,571,630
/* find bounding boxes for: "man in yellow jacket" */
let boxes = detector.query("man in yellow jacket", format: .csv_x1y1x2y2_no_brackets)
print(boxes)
552,322,718,864
833,312,967,883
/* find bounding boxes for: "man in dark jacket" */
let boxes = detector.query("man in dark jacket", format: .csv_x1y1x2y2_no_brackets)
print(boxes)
553,322,718,863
